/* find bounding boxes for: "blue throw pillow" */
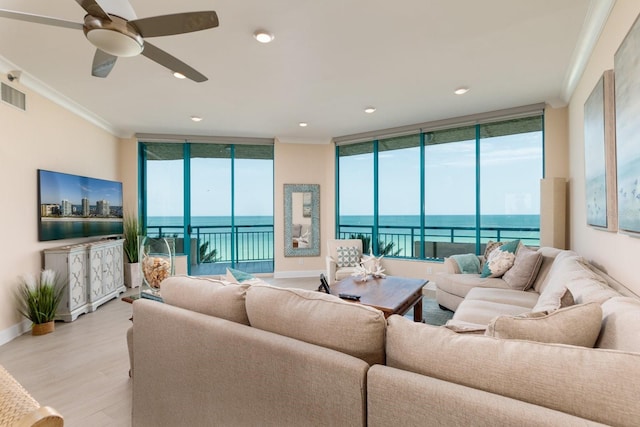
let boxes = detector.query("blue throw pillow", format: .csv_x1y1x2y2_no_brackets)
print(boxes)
226,267,255,283
480,239,520,278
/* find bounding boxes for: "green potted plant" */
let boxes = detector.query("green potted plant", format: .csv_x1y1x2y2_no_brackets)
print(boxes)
18,269,65,336
123,213,142,288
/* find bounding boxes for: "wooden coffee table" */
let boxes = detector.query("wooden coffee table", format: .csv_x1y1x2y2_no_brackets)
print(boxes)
331,276,427,322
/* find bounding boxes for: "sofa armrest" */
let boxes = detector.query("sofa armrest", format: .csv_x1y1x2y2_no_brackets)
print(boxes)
385,315,640,427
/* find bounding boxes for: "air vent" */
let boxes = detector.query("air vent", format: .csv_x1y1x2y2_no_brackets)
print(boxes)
1,82,26,111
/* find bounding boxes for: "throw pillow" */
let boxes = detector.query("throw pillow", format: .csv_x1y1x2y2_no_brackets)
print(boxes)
480,239,520,278
485,302,603,347
449,254,481,274
225,267,255,284
483,240,504,259
502,245,543,291
160,275,250,325
336,246,360,267
533,285,575,314
245,285,386,365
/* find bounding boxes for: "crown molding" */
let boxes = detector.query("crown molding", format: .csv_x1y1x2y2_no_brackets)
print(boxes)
559,0,616,105
0,54,129,138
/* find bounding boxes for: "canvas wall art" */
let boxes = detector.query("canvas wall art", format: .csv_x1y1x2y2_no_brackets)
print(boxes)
584,69,617,230
615,15,640,233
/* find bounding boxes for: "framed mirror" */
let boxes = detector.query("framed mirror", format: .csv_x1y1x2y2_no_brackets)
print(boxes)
284,184,320,256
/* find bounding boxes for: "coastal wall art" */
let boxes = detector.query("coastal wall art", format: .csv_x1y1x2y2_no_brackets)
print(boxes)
614,15,640,234
584,69,617,230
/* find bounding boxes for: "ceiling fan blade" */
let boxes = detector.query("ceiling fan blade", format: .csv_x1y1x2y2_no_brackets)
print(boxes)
0,9,83,30
129,11,218,38
92,49,117,78
141,42,207,82
75,0,111,21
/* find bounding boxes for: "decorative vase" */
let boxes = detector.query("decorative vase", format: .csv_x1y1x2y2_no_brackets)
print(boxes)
139,237,175,298
124,262,142,288
32,321,54,336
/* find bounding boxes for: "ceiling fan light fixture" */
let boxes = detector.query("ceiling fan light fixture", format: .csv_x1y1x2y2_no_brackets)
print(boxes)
364,107,376,114
84,14,144,57
454,87,470,95
254,30,274,43
299,122,308,127
191,116,203,122
173,71,186,79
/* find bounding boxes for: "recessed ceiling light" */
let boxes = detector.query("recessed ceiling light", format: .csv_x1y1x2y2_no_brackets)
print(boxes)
191,116,203,122
454,87,470,95
364,107,376,114
299,122,308,127
253,30,274,43
173,71,186,79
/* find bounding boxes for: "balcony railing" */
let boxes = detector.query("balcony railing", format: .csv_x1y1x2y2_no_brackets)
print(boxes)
338,224,540,259
146,224,274,265
146,222,539,270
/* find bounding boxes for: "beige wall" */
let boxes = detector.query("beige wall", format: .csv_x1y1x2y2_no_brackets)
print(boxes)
0,78,122,343
273,139,335,276
568,0,640,295
118,137,139,217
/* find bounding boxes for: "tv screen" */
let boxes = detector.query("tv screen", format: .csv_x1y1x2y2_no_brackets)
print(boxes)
38,169,123,241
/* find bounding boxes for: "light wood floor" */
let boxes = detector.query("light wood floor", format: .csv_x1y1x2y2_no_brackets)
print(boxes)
0,276,320,427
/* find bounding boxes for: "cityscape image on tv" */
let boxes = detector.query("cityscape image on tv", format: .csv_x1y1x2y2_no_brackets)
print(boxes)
38,169,123,241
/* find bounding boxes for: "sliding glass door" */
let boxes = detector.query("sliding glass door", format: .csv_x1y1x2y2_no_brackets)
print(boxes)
140,141,274,274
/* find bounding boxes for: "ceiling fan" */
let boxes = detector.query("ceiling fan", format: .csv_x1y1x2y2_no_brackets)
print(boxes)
0,0,218,82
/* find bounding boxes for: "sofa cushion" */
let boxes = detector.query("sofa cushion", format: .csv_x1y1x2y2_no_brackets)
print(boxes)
336,246,360,267
534,250,580,294
436,273,512,301
532,286,574,314
245,284,386,365
502,245,543,291
566,275,621,305
385,315,640,426
448,299,537,327
465,287,540,308
532,254,603,313
485,303,603,347
160,275,250,325
596,297,640,352
530,247,565,293
480,240,519,278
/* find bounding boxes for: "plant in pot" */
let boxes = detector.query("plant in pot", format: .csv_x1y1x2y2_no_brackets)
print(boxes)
123,214,142,288
18,269,65,336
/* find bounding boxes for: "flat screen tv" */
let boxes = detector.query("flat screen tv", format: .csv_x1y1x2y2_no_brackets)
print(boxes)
38,169,123,241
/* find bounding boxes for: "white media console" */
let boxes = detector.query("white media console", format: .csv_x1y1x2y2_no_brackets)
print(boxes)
44,239,125,322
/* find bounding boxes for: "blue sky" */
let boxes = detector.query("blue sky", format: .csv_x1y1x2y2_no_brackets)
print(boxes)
39,170,123,205
146,132,542,218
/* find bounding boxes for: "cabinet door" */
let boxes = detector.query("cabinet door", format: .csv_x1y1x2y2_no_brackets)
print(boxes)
102,245,116,294
68,251,87,310
88,247,106,301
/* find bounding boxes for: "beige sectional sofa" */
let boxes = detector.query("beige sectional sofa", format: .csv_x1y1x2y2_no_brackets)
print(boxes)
130,265,640,426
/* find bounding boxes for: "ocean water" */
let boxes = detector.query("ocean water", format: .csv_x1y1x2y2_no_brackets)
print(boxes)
147,214,540,260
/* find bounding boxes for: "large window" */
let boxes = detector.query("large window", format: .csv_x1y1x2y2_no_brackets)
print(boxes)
141,142,274,274
337,115,543,259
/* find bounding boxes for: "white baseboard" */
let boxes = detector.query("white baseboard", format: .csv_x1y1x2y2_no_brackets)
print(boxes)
0,319,31,346
273,270,324,279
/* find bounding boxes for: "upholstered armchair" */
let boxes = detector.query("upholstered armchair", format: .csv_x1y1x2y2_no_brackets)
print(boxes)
325,239,363,284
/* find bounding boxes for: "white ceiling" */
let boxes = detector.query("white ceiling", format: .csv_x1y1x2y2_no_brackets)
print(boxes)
0,0,611,142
